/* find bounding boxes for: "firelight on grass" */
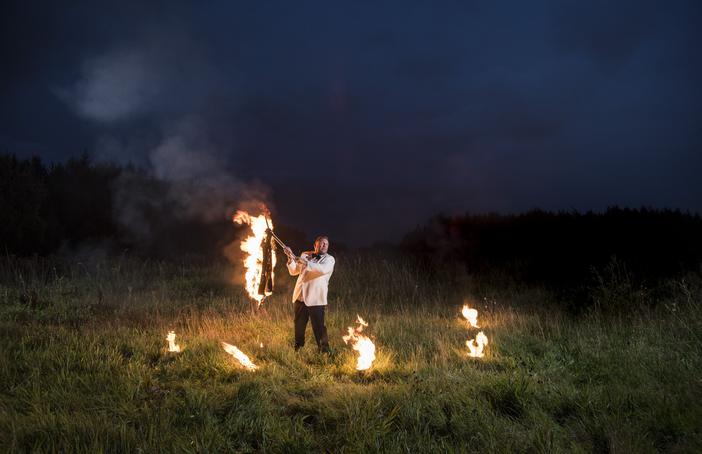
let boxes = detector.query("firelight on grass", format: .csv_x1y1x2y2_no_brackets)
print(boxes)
343,315,376,371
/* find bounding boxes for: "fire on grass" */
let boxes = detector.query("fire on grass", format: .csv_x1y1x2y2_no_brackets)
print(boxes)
462,305,489,358
233,210,276,308
343,315,377,371
166,331,182,353
163,332,259,370
221,342,259,370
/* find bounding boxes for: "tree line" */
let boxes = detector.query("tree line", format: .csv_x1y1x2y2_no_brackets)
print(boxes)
401,208,702,286
3,153,701,286
0,153,239,258
1,153,118,255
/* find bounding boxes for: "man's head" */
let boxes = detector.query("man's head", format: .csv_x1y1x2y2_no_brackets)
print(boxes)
314,235,329,254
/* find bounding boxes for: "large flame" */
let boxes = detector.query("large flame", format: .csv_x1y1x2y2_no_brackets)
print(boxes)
221,342,259,370
166,331,182,352
466,331,489,358
343,315,376,371
233,211,276,304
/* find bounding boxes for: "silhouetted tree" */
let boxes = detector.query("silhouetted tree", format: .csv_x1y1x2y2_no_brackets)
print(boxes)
402,208,702,286
0,154,49,254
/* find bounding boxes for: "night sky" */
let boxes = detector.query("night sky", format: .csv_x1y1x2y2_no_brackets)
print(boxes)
2,1,701,246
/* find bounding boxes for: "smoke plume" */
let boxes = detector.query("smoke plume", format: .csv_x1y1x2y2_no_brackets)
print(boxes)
61,38,272,250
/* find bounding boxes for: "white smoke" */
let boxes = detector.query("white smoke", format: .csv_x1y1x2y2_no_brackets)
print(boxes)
149,117,223,181
62,29,224,124
111,171,164,241
62,39,271,244
94,134,153,166
149,116,269,223
107,115,272,244
63,49,163,122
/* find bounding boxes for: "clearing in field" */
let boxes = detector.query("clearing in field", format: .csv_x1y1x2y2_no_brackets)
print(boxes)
1,256,701,452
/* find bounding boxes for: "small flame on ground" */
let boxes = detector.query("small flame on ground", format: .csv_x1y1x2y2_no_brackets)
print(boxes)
221,342,259,370
343,315,376,371
233,210,276,305
461,306,489,358
466,332,489,358
166,331,181,352
461,305,479,328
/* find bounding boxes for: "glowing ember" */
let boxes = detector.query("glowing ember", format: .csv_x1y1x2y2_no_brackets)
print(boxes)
233,211,276,305
166,331,181,352
221,342,259,370
343,315,376,371
466,331,489,358
461,305,479,328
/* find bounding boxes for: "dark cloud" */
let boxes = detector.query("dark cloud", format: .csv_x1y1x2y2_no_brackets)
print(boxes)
394,55,463,81
1,0,701,245
549,0,659,68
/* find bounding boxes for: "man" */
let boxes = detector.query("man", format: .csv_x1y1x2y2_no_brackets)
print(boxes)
284,236,335,353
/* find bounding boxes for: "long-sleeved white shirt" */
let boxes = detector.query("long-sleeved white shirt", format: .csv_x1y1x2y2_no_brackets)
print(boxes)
287,252,335,306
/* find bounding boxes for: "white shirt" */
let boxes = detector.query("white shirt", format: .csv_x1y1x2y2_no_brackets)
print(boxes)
287,252,335,306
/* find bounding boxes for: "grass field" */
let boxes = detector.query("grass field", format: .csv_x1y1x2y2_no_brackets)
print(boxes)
1,255,701,453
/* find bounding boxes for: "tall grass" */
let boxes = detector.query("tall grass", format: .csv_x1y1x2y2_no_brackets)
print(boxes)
1,254,700,452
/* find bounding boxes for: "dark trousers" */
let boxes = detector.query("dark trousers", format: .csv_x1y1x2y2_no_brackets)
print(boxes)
294,300,329,351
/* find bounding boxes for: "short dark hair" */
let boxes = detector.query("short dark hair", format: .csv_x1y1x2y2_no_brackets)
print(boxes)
314,235,329,245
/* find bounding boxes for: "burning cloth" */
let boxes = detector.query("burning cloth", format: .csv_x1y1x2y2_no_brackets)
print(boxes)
257,228,274,296
232,210,277,307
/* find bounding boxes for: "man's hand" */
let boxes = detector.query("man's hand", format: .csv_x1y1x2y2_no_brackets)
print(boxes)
285,247,303,266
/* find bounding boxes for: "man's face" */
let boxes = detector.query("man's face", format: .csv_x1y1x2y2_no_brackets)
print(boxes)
315,238,329,254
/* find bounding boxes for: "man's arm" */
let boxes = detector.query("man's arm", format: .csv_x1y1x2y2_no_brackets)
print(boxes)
285,246,298,275
287,258,300,276
286,247,306,276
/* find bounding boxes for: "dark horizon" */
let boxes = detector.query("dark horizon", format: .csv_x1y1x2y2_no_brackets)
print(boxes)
2,1,701,246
